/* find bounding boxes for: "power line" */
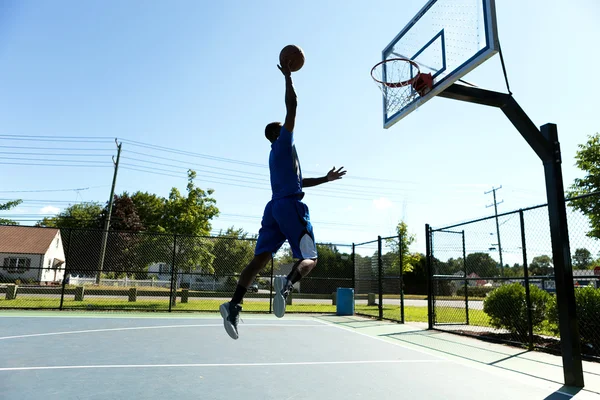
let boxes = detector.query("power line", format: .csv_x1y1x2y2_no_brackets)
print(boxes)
0,145,115,151
0,137,112,143
0,161,113,168
0,186,106,193
0,151,112,157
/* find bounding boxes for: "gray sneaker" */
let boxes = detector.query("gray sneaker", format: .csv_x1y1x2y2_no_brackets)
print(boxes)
274,276,292,318
220,302,242,340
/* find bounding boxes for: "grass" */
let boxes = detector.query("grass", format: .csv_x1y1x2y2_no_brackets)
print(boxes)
0,296,562,339
0,297,485,324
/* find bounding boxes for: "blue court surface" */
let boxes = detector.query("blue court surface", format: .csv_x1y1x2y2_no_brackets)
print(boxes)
1,311,599,400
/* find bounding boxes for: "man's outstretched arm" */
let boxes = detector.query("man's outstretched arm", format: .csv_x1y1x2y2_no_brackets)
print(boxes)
278,62,297,133
303,166,347,188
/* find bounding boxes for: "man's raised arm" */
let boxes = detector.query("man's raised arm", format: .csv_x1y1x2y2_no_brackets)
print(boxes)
278,62,297,133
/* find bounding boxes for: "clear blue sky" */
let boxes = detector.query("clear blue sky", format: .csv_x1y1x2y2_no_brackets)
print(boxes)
1,0,599,256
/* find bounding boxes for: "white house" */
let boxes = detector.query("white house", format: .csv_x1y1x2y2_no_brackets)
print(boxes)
0,226,66,284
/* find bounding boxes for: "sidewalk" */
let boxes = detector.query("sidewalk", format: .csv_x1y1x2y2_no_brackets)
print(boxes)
316,315,600,399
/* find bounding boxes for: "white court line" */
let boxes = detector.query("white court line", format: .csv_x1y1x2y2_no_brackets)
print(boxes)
0,359,448,372
0,323,327,340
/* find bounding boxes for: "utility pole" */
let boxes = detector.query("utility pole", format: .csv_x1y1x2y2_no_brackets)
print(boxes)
486,185,504,276
96,139,122,284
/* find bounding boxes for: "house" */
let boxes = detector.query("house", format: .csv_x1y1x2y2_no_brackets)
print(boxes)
0,226,66,285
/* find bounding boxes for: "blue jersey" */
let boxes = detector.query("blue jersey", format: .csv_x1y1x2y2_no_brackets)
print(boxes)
269,126,303,199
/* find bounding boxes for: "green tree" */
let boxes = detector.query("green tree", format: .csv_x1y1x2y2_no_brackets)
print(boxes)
0,200,23,225
130,191,165,231
37,202,103,228
384,221,421,274
529,255,553,276
211,227,256,275
572,248,592,270
567,133,600,238
465,252,499,277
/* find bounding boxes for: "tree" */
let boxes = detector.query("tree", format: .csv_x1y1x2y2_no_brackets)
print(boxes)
37,202,103,229
529,255,553,276
465,252,499,277
384,221,421,274
303,243,353,294
130,191,165,231
101,193,144,232
567,133,600,238
99,194,147,277
572,248,592,270
0,200,23,225
211,227,256,275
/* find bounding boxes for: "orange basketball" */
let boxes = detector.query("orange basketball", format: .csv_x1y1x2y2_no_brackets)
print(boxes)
279,45,305,72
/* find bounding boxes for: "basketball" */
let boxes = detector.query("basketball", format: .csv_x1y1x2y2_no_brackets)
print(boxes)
279,45,305,72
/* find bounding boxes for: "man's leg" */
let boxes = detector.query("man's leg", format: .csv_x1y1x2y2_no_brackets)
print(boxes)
221,200,285,339
230,252,272,305
273,197,319,318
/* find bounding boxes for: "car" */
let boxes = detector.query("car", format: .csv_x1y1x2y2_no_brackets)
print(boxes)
248,283,259,293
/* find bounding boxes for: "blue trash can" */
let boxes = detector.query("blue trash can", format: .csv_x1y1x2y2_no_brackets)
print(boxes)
336,288,354,316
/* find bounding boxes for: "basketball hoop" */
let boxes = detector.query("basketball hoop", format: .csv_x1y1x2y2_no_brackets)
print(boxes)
371,58,433,114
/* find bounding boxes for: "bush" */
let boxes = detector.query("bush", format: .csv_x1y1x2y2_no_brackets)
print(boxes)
456,286,495,298
548,286,600,348
483,283,552,336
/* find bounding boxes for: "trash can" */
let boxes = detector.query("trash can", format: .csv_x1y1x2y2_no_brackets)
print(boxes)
336,288,354,316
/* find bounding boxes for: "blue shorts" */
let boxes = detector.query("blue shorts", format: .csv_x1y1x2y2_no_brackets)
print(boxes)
254,196,318,259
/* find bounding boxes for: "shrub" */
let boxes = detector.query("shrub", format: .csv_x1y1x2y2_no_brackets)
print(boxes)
456,286,495,298
483,283,552,336
548,286,600,348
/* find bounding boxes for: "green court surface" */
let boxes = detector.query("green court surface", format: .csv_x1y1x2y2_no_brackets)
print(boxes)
1,310,599,400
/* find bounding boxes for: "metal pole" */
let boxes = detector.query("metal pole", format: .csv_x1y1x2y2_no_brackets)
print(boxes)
169,234,177,311
398,233,405,324
96,140,122,284
486,186,504,276
462,230,469,325
59,228,72,310
519,209,534,351
426,224,434,329
438,84,584,387
541,123,583,387
269,258,274,314
351,243,356,291
377,235,383,320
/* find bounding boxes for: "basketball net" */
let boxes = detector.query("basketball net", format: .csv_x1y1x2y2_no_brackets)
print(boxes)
371,58,433,116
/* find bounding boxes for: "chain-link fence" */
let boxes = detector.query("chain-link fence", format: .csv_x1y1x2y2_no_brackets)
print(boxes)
0,226,354,314
428,193,600,361
353,236,404,323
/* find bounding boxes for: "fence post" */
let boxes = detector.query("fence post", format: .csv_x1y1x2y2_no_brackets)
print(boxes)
377,236,383,320
59,228,72,311
398,233,404,324
520,209,534,351
462,230,469,325
351,243,356,291
269,258,274,314
169,234,177,311
426,224,434,329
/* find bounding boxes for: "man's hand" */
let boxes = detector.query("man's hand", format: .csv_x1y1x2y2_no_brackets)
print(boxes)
327,166,347,182
277,61,292,77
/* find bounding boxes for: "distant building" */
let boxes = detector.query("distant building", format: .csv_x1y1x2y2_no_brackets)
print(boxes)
0,226,66,284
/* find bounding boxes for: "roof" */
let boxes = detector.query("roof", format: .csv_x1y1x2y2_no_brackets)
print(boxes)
0,226,60,255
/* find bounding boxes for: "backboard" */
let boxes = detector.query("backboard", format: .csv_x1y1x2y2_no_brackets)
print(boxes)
376,0,499,129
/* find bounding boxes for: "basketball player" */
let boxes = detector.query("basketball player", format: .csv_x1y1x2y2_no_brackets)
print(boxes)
219,61,346,340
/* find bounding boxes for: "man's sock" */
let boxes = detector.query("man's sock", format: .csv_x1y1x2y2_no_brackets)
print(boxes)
230,285,247,306
286,268,303,285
